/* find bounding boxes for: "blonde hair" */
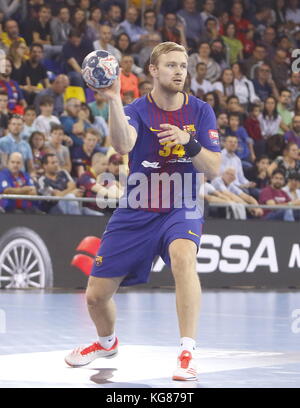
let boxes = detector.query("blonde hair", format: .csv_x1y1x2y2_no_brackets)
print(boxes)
150,42,188,66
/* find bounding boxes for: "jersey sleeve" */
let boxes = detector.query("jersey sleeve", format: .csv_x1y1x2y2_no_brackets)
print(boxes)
124,103,141,135
196,102,221,153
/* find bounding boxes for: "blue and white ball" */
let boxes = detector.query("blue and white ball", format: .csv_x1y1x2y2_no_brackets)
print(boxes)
81,50,119,89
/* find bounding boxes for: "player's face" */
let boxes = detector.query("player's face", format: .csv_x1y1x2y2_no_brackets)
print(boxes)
152,51,188,94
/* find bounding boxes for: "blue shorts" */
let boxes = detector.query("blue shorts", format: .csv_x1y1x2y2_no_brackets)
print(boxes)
91,207,203,286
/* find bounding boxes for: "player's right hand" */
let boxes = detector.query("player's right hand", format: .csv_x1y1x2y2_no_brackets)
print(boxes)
87,71,121,101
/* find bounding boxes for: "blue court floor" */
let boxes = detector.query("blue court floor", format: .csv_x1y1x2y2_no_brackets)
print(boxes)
0,289,300,388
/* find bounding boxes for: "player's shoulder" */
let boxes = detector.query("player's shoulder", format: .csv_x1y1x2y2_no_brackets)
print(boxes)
125,95,148,110
187,94,211,111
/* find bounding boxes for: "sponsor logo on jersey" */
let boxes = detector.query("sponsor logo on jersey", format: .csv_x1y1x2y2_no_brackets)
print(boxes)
208,130,219,145
141,160,161,168
95,256,103,265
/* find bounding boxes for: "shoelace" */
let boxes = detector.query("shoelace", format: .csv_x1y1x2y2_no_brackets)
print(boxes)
81,342,101,355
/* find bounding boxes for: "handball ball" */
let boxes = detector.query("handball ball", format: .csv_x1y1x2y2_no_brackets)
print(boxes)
81,50,119,89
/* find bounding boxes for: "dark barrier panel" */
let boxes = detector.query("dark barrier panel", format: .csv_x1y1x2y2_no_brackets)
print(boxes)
0,214,299,289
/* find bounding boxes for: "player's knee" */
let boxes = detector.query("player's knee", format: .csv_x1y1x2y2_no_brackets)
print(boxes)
86,289,109,307
170,251,196,277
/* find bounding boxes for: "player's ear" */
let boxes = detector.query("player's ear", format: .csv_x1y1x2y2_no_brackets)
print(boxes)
149,63,158,78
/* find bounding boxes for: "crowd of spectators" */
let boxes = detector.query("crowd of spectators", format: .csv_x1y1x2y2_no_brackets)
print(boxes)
0,0,300,220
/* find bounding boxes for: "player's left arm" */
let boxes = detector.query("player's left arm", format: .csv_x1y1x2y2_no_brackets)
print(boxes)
157,103,221,179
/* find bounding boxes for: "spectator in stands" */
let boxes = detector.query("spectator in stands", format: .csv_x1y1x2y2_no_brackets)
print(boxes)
0,91,9,137
201,177,234,218
245,44,267,80
212,167,263,218
225,113,255,168
29,130,46,177
62,29,93,88
190,62,213,99
79,103,108,146
294,95,300,116
188,41,221,82
284,115,300,147
22,105,37,141
1,19,26,48
253,63,279,102
203,91,221,115
19,43,50,105
272,0,287,27
115,31,132,55
44,124,71,173
259,169,299,221
138,80,153,97
71,128,105,178
50,5,71,47
225,95,245,120
283,172,300,201
199,17,220,44
244,104,263,149
232,62,260,110
200,0,217,25
77,152,122,214
38,153,85,215
0,152,39,213
285,0,300,25
257,96,283,143
104,3,123,36
221,134,256,194
120,55,139,101
177,0,204,50
33,74,70,117
268,142,300,180
221,22,243,65
213,68,234,108
0,115,33,173
160,12,187,47
87,6,103,42
230,1,251,44
116,5,146,44
8,39,28,84
210,39,229,70
287,72,300,105
216,111,228,146
277,89,293,135
0,57,26,112
70,7,94,42
93,24,122,62
60,98,91,148
0,0,22,19
245,155,270,195
271,49,290,90
88,92,109,122
137,32,162,70
260,26,276,59
33,95,61,141
30,5,52,46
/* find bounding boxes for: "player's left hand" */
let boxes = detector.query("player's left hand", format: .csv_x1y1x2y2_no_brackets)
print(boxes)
157,124,190,148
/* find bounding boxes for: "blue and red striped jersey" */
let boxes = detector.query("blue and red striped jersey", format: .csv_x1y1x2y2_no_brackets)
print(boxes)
121,92,220,212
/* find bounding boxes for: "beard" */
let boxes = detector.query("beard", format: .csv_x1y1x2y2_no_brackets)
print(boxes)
158,79,185,94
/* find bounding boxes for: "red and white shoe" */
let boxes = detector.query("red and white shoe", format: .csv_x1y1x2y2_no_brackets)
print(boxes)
172,350,198,381
65,338,118,367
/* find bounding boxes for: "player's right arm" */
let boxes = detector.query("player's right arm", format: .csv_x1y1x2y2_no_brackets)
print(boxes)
88,76,137,155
